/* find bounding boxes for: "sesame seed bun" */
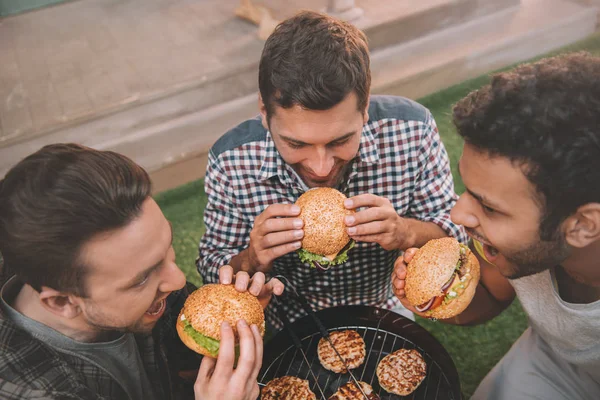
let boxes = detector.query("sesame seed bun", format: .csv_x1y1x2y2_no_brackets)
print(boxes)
295,188,354,259
176,284,265,356
404,237,480,319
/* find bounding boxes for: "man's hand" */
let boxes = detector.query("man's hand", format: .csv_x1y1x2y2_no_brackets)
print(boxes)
219,265,285,309
194,320,262,400
344,194,411,250
391,248,430,318
242,204,303,273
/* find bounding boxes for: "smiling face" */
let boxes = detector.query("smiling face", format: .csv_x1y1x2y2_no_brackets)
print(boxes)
76,197,186,334
450,143,571,279
261,92,369,188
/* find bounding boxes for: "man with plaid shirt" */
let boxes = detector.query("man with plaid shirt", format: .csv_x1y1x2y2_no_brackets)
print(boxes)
0,144,281,400
198,11,467,328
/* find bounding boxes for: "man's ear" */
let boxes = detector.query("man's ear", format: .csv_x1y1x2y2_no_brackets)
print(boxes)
563,203,600,248
38,286,82,319
258,94,269,131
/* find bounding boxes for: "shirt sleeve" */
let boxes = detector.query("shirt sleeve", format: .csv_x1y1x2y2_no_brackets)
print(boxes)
197,151,251,284
406,112,467,243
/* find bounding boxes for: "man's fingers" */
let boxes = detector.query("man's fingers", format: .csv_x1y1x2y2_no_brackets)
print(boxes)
261,229,304,249
256,278,285,309
213,322,235,379
268,278,285,296
403,247,419,263
249,324,263,381
393,257,407,278
219,265,234,285
344,207,391,227
392,273,405,291
197,354,216,385
258,204,301,224
348,234,382,244
232,320,256,383
234,271,251,292
248,272,265,296
257,242,301,265
346,220,386,236
344,193,388,210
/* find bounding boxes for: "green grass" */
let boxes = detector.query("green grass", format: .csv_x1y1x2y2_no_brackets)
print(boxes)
155,32,600,397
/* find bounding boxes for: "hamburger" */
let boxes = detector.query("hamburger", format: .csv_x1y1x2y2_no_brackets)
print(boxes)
176,284,265,357
261,376,316,400
317,329,365,373
295,188,355,269
376,349,427,396
404,237,480,319
329,381,379,400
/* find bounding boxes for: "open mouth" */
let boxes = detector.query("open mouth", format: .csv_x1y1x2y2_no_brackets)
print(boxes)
145,298,166,316
466,229,500,262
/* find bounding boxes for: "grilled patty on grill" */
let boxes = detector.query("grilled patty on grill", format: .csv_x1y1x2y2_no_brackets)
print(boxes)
317,330,366,373
376,349,427,396
328,381,380,400
261,376,316,400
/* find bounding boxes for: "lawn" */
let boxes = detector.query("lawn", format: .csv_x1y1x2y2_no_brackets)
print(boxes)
154,32,600,397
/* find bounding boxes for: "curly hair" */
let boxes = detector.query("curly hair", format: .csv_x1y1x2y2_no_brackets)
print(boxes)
453,52,600,240
259,11,370,121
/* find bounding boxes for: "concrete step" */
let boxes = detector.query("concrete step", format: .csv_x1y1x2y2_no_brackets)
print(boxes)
152,0,598,192
0,0,597,193
0,0,516,147
370,0,598,99
262,0,521,51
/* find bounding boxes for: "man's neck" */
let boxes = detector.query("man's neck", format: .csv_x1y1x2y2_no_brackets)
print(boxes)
12,284,103,343
562,241,600,286
555,242,600,304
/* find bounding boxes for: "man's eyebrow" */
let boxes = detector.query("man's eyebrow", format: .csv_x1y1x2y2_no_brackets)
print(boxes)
457,162,504,210
121,222,174,291
279,131,356,145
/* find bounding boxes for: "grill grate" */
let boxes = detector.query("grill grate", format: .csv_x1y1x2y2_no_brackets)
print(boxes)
260,306,461,400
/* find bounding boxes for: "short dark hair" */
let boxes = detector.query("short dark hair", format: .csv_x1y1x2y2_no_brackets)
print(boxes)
453,52,600,240
259,10,371,121
0,144,152,296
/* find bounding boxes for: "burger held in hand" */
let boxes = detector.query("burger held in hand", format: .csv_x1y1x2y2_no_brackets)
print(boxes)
176,284,265,357
295,188,355,270
404,237,480,319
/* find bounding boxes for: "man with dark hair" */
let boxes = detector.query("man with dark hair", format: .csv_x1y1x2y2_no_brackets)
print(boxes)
198,10,466,328
0,144,282,400
392,52,600,399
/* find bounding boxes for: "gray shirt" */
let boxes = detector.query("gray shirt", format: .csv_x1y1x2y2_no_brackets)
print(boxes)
0,277,158,400
511,268,600,371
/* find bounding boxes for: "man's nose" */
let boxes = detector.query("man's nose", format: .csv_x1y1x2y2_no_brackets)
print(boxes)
450,194,479,228
309,148,335,177
159,262,186,294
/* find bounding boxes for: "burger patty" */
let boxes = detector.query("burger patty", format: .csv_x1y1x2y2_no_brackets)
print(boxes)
376,349,427,396
328,381,380,400
261,376,316,400
318,330,366,373
458,249,468,277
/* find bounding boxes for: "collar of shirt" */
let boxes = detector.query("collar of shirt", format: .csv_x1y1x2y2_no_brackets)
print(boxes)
257,124,381,188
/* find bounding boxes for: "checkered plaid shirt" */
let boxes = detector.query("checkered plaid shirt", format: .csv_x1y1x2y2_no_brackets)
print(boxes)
0,272,200,400
197,95,467,328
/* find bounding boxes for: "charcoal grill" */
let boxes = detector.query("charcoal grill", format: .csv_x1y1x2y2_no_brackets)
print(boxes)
260,305,462,399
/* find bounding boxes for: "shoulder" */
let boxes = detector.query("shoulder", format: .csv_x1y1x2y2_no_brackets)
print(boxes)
210,116,267,158
0,320,92,397
368,95,429,124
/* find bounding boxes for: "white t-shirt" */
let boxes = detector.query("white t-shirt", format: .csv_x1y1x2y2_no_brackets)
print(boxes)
510,268,600,371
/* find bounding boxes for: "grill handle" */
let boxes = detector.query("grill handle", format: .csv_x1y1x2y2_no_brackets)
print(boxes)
270,274,330,338
275,300,303,349
296,295,330,338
